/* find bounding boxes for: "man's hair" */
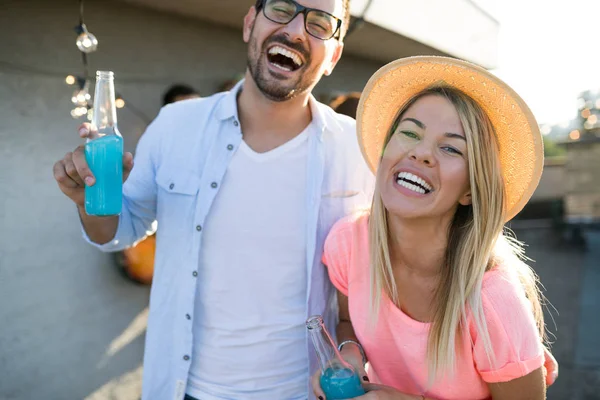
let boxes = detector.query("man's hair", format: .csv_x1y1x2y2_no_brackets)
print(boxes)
254,0,352,41
162,84,199,106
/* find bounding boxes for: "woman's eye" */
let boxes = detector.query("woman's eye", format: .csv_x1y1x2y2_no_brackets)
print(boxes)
442,146,463,156
400,130,419,139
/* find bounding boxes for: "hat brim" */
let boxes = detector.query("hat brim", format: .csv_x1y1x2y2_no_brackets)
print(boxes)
356,56,544,221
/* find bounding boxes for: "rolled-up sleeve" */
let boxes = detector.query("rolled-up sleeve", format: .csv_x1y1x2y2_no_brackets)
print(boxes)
82,108,166,252
473,266,545,383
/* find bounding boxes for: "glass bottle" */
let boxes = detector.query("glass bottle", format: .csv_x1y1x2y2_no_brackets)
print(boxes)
306,315,365,399
84,70,123,216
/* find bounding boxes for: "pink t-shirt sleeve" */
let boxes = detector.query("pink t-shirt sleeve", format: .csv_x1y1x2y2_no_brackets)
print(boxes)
322,217,355,296
473,266,545,383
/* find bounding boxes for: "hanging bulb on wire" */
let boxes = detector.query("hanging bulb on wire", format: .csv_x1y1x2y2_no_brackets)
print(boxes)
75,24,98,53
71,79,91,106
70,106,88,119
115,95,125,109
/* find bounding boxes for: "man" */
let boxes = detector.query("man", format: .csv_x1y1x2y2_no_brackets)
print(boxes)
53,0,374,399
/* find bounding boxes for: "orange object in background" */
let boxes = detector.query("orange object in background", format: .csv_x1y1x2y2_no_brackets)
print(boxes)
115,235,155,285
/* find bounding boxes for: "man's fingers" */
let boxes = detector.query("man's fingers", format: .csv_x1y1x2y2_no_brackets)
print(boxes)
543,347,558,386
122,152,134,181
53,160,79,189
72,145,95,186
78,123,97,139
123,152,134,168
62,152,85,186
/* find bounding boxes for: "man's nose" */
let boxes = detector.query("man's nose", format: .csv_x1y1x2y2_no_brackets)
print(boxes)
281,12,307,42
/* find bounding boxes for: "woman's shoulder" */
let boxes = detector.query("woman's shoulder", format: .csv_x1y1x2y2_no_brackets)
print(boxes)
328,210,370,239
479,261,538,327
481,262,524,298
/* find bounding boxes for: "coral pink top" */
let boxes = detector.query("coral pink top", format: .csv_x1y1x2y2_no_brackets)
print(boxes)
322,213,544,400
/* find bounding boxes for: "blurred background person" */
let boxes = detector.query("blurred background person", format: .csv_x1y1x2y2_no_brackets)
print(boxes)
329,91,361,119
162,84,201,105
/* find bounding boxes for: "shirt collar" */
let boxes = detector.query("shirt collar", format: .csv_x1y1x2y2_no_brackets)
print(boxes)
215,79,244,121
215,78,334,140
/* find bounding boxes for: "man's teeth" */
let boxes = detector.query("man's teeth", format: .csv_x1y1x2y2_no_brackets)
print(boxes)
268,46,303,67
396,171,433,193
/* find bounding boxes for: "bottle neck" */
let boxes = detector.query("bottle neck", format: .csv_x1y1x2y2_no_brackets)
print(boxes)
92,72,118,135
307,317,346,371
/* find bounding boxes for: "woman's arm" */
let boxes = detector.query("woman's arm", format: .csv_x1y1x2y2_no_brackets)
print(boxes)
336,290,368,380
488,367,546,400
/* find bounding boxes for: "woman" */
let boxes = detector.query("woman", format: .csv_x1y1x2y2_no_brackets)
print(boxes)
313,57,554,400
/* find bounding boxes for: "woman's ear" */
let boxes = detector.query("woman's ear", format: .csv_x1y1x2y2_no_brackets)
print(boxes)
459,192,472,206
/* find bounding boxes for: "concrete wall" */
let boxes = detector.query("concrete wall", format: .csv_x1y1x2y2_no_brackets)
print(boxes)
0,0,381,398
531,159,567,202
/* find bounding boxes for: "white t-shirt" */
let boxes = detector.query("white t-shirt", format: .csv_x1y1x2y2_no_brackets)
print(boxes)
186,125,312,400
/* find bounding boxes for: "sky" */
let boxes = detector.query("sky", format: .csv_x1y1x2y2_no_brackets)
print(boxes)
474,0,600,126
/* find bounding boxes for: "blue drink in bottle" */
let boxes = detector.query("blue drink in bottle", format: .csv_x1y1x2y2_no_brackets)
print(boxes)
307,315,366,399
84,71,123,216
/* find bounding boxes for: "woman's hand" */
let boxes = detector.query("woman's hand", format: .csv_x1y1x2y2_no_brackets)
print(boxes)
310,344,368,400
339,342,369,382
350,383,424,400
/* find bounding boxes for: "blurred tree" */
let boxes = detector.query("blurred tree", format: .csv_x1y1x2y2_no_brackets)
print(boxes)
543,135,566,157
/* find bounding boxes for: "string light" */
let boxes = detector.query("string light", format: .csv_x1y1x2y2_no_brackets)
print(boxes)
75,24,98,54
64,0,146,122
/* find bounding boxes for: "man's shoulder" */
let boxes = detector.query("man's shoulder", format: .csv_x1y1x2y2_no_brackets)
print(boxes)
314,101,357,137
159,91,227,119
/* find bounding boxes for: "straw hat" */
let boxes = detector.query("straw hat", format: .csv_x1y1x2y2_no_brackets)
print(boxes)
356,56,544,221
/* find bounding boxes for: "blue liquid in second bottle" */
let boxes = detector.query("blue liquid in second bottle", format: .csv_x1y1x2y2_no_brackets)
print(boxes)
84,134,123,216
320,367,365,399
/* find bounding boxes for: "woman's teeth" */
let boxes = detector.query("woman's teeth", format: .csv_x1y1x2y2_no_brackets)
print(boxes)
396,171,432,194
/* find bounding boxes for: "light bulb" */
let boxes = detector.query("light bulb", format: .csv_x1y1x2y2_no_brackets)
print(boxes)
76,25,98,53
116,98,125,108
65,75,76,85
71,108,80,118
75,106,88,117
72,88,90,106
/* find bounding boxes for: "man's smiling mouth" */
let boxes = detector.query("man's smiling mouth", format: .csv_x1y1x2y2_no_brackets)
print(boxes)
267,45,304,72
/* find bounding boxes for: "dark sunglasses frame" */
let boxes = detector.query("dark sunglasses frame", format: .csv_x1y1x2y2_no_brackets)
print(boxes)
255,0,343,40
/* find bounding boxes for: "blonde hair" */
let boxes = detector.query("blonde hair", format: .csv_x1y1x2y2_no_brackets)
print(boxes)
368,85,546,382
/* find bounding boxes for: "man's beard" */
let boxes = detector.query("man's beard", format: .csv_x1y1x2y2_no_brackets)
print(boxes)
247,30,319,102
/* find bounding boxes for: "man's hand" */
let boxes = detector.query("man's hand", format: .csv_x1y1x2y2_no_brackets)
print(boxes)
543,346,559,386
53,123,134,208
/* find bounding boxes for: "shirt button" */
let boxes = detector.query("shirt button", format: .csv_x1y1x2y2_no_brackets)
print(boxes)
192,271,198,277
186,314,191,320
169,183,174,190
183,355,190,361
211,182,218,189
233,120,239,127
196,225,202,232
227,144,234,150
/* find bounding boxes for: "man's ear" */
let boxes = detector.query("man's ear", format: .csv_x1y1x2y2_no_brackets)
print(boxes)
323,41,344,76
459,191,472,206
243,6,257,43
